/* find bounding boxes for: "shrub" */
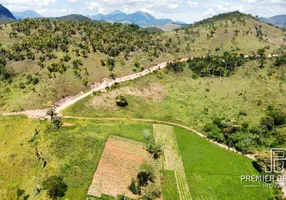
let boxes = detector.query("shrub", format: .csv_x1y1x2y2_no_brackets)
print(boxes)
16,189,25,198
260,116,275,130
274,54,286,66
129,178,140,195
268,110,286,126
42,176,68,200
116,95,128,107
146,141,162,159
63,54,71,62
166,62,184,73
238,111,247,116
207,129,225,143
19,82,26,89
52,118,62,130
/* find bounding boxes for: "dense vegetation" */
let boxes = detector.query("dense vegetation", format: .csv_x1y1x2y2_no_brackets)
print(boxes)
204,106,286,154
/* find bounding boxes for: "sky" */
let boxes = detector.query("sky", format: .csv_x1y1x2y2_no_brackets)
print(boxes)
1,0,286,23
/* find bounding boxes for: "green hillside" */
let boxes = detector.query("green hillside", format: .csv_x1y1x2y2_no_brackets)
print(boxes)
0,11,285,112
168,11,285,57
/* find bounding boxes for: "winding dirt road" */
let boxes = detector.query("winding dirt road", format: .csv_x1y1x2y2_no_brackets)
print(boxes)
0,57,188,118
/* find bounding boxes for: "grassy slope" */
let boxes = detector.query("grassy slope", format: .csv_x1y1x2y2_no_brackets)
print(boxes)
0,115,153,200
166,14,284,57
64,60,286,137
0,12,284,111
0,22,182,112
174,126,273,200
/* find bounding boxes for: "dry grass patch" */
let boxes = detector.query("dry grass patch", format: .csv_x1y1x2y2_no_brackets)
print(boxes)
87,135,161,199
90,84,167,109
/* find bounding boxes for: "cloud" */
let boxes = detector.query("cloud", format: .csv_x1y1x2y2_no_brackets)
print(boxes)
3,0,57,12
216,4,243,12
186,0,199,9
241,0,286,3
84,0,184,14
203,8,216,17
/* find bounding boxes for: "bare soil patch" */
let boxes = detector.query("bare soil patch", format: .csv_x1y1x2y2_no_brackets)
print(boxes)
87,135,161,199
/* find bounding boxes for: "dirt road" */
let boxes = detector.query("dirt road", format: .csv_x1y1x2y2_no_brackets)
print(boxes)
0,57,188,118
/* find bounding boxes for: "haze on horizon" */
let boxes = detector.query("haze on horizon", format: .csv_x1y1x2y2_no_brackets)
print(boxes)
2,0,286,23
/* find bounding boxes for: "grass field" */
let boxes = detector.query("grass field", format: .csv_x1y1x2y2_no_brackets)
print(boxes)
160,170,180,200
0,115,153,200
63,60,286,135
174,126,274,200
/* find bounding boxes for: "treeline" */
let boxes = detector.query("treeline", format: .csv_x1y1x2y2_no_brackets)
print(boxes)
166,52,246,77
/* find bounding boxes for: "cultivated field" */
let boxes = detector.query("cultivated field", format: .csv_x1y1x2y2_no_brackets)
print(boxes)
174,126,274,200
153,124,192,200
87,135,161,199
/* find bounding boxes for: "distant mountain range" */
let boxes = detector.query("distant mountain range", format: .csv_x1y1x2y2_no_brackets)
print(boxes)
12,10,41,20
0,4,16,22
88,10,187,27
260,15,286,28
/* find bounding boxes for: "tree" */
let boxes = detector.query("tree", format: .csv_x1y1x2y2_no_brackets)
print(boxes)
257,48,266,68
47,108,56,120
42,176,68,200
137,164,155,187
